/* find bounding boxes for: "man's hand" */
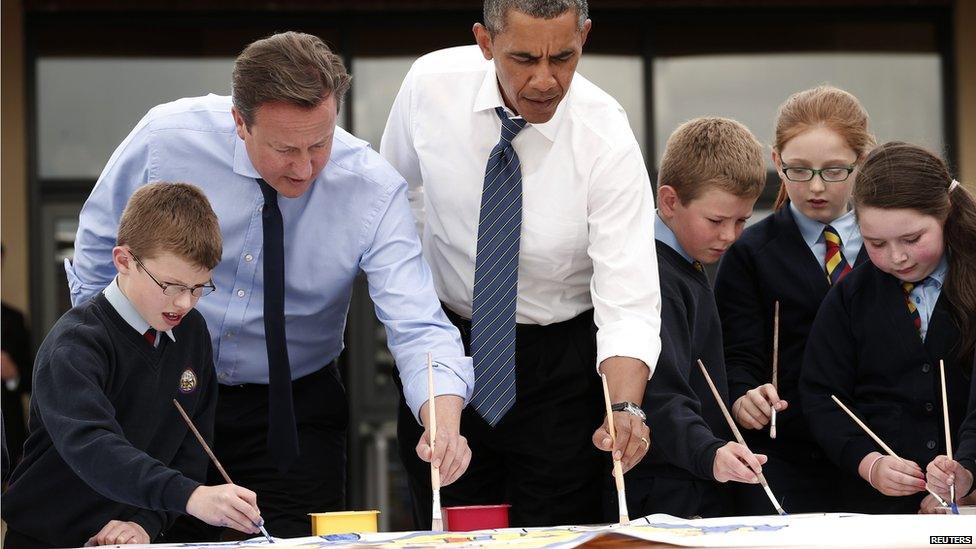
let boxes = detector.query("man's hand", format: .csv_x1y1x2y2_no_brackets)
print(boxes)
713,441,768,483
732,384,787,430
926,455,975,502
592,356,651,473
1,350,19,381
592,411,650,473
185,484,263,535
85,520,150,546
418,394,471,486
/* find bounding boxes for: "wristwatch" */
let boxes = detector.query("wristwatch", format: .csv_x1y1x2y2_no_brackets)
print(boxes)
611,401,646,422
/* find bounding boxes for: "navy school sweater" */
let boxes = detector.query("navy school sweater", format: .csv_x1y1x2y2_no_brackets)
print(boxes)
714,204,868,458
800,261,971,513
634,241,732,482
1,293,217,547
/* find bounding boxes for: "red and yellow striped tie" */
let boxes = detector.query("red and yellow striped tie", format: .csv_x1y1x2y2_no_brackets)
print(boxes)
901,282,922,337
824,225,852,285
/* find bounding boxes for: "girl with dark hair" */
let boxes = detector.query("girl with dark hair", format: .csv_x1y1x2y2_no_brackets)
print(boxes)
800,142,976,513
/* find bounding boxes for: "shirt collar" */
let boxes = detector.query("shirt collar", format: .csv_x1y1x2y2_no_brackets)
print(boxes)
655,212,695,265
472,59,567,142
103,277,176,342
233,136,262,179
789,201,857,248
926,253,949,288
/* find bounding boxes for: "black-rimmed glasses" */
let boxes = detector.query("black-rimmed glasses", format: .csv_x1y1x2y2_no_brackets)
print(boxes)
782,165,856,183
131,254,216,298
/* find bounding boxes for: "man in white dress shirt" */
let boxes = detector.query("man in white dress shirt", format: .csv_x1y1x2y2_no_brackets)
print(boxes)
381,0,661,526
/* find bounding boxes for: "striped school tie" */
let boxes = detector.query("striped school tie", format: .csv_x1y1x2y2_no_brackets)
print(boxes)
824,225,852,285
901,281,923,337
693,260,705,273
470,107,527,427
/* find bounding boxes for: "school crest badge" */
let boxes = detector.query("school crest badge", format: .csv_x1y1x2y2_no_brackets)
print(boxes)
179,368,197,393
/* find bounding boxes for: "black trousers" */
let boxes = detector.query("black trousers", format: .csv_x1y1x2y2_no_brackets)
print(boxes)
397,307,609,529
614,475,731,519
731,442,845,515
162,363,347,541
3,529,49,549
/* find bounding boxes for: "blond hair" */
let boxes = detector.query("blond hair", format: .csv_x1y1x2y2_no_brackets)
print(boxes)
232,31,351,128
117,182,222,270
773,85,875,209
658,116,766,203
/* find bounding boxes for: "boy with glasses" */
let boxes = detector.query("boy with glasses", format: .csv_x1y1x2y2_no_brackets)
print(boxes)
2,183,264,548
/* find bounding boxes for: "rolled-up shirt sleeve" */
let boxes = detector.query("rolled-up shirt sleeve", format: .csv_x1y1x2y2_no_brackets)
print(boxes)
587,140,662,378
359,175,475,422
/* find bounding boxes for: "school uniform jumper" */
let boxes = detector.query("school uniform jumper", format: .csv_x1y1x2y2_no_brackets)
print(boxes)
1,291,216,548
623,227,732,519
800,261,970,513
714,203,867,514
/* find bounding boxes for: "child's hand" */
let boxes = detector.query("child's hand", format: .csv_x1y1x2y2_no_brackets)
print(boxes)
917,493,943,514
186,484,263,535
732,384,787,429
713,441,768,483
84,520,150,546
861,454,926,496
926,455,974,501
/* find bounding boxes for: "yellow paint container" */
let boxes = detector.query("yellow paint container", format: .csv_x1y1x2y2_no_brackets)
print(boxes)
309,510,380,535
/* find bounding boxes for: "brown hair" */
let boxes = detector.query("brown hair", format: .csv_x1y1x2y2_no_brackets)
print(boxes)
117,182,223,270
232,31,351,128
658,116,766,203
773,86,876,209
853,142,976,365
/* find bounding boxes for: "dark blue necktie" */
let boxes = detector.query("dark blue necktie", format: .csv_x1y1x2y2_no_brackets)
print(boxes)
470,107,527,426
258,179,299,472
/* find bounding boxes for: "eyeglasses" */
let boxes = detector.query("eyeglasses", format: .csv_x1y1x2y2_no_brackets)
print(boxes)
130,254,216,298
781,165,856,183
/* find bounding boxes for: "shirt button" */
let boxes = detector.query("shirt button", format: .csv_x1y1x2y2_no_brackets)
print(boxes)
924,402,934,413
922,363,931,373
926,440,937,450
218,372,229,380
225,331,233,338
237,289,246,298
244,253,254,262
915,297,921,304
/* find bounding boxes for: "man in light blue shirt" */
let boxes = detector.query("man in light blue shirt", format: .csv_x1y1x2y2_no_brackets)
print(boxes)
68,31,474,538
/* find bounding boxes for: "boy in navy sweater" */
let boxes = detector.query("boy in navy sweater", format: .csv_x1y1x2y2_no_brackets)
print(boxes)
625,118,768,518
2,183,264,548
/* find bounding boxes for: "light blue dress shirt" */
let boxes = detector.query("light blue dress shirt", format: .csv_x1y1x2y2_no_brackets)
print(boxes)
102,277,174,347
67,94,473,420
654,213,695,265
909,254,948,341
789,203,863,268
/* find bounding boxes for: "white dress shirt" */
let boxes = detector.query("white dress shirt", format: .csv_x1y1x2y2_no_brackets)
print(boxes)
381,45,662,373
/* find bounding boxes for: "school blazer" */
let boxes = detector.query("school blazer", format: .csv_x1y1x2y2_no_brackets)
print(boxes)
800,261,970,479
714,204,868,453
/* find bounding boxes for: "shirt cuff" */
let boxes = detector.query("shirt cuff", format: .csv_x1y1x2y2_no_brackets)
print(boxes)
595,320,660,379
401,356,474,424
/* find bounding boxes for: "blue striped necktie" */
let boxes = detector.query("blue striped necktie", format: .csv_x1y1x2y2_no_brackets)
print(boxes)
470,107,527,426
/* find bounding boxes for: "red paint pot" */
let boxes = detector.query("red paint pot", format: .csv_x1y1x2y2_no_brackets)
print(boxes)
441,504,511,531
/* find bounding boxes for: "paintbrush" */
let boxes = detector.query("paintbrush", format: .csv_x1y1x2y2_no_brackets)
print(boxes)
698,360,786,515
770,301,779,439
829,394,949,508
172,399,274,543
938,360,960,514
600,373,630,524
428,353,444,530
